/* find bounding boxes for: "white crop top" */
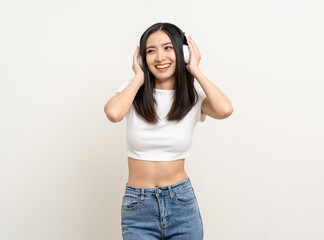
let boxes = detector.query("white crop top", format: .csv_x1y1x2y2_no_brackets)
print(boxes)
116,79,207,161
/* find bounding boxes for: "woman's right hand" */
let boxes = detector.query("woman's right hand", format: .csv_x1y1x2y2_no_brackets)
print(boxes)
132,46,144,82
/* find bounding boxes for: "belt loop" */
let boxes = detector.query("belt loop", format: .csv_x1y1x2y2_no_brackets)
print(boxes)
140,188,145,201
168,185,174,199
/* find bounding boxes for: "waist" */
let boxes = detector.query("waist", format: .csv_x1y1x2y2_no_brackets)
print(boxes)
124,176,192,196
127,156,187,188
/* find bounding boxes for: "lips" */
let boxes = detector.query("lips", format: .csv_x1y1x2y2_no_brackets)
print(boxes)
155,63,171,69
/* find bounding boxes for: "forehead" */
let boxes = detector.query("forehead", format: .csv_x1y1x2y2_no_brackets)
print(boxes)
146,30,172,47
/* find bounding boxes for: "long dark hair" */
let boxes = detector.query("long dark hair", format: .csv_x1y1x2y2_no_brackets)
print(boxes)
134,22,199,124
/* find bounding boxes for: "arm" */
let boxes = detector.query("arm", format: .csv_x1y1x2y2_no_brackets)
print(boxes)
104,46,144,123
104,74,143,123
194,69,233,119
186,36,233,119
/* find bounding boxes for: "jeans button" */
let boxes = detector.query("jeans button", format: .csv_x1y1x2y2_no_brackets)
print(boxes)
157,189,162,193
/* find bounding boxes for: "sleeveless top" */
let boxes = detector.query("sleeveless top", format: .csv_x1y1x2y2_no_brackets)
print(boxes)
116,79,207,161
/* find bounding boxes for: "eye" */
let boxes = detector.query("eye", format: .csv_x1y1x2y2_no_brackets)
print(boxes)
166,46,173,50
146,49,154,54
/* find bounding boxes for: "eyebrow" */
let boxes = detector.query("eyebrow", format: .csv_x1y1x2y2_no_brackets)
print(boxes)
146,42,172,49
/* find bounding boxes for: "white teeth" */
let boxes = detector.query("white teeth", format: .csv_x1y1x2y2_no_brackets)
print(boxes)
156,64,171,69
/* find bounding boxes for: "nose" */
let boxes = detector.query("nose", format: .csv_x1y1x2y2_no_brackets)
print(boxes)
156,50,166,62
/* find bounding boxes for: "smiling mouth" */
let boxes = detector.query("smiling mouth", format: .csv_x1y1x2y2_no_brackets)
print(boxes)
155,63,171,69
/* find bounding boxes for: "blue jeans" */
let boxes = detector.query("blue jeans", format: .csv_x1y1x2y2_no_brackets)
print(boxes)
121,177,204,240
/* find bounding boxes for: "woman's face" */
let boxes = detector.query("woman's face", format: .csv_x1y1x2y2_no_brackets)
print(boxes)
146,30,176,84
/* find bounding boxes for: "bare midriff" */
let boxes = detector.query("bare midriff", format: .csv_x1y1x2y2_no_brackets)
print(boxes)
127,156,188,188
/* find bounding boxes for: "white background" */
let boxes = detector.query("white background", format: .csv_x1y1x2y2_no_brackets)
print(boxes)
1,0,323,239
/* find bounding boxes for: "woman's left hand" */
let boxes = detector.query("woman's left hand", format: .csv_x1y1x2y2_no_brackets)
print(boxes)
186,36,201,76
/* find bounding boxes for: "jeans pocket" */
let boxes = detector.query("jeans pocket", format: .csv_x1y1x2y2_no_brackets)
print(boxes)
121,193,141,211
173,186,197,206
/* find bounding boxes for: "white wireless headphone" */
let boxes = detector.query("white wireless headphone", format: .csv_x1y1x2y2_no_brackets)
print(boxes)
137,33,191,68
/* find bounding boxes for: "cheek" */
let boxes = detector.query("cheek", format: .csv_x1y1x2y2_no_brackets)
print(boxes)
147,63,155,71
171,60,176,69
171,52,176,61
146,57,155,67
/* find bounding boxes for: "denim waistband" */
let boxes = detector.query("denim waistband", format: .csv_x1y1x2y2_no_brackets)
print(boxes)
124,177,192,197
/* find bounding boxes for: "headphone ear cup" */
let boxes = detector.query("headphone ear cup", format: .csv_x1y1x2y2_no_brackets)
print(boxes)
183,45,190,64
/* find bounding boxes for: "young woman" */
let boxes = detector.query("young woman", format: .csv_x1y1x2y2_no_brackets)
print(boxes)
104,22,233,240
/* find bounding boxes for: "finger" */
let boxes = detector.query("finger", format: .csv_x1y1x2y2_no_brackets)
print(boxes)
189,37,200,54
133,46,137,60
188,37,198,55
187,37,196,55
133,46,139,62
136,46,139,57
189,36,198,47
